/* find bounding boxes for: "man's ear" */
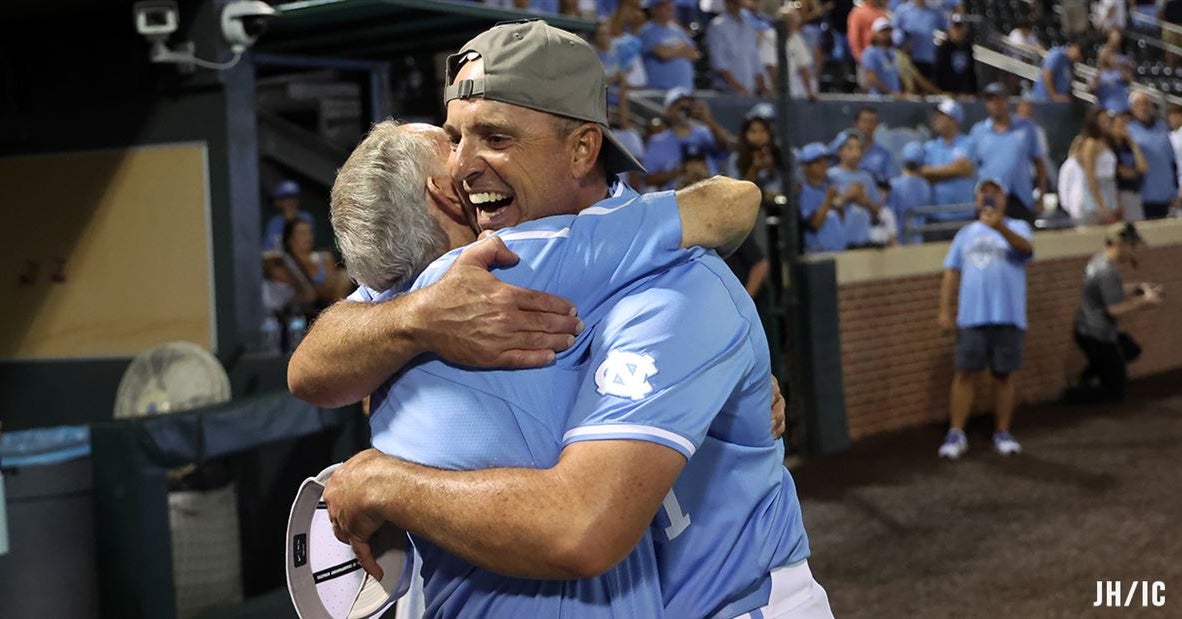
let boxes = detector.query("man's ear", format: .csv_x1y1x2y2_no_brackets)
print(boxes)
426,175,466,223
568,124,604,179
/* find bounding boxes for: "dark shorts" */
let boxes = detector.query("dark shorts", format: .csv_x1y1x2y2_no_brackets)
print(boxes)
956,325,1026,374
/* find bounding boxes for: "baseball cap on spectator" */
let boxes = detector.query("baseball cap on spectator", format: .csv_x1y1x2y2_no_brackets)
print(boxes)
935,98,964,125
799,142,831,164
949,13,967,25
871,17,893,33
975,176,1008,194
444,20,644,175
663,86,695,109
746,102,776,120
982,82,1009,98
901,141,925,166
272,180,300,199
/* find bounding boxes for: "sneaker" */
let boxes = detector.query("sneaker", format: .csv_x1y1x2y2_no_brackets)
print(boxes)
993,431,1022,455
938,429,968,459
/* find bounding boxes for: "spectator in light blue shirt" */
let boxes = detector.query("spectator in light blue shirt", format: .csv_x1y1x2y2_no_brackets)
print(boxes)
862,17,901,95
967,83,1048,223
638,0,699,90
892,0,946,76
262,179,314,251
826,130,883,246
920,98,977,228
890,141,935,244
1127,90,1179,219
797,142,847,252
1030,42,1082,102
937,177,1034,461
1091,48,1133,113
848,106,899,184
706,0,771,95
643,88,735,190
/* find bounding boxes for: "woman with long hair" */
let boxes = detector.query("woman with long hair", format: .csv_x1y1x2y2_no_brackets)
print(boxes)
282,218,349,309
1073,107,1120,225
731,116,784,203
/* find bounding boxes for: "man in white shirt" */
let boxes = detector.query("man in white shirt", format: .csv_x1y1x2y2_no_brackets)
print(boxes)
760,6,819,100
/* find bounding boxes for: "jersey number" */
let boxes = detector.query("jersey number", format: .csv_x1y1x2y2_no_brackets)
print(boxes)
661,489,691,540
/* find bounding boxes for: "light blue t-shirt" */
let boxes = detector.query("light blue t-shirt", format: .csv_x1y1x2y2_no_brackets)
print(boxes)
564,253,810,619
639,21,696,90
1095,68,1130,113
799,179,847,252
861,46,901,95
968,118,1044,209
644,125,720,190
1030,47,1073,101
893,2,946,64
706,11,765,93
1127,118,1178,203
888,173,933,244
359,187,692,619
859,141,898,185
943,219,1033,329
922,134,976,219
827,166,879,246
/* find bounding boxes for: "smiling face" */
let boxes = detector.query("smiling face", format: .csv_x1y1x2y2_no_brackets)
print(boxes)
445,58,587,231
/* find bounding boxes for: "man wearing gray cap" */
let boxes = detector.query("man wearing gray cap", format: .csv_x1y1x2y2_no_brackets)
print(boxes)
322,19,829,619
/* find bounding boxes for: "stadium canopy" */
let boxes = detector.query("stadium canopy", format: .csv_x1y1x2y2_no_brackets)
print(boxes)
260,0,596,58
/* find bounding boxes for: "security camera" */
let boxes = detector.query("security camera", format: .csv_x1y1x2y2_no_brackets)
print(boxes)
133,0,179,43
221,1,277,53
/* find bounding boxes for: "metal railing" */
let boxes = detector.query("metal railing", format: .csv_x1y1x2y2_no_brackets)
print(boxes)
901,203,977,241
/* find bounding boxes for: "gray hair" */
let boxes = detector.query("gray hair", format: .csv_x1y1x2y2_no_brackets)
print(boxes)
330,120,450,292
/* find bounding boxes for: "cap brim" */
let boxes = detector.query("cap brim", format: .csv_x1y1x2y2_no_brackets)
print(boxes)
601,126,646,175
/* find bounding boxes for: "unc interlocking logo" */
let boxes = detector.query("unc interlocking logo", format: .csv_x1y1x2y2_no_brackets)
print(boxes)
594,351,658,400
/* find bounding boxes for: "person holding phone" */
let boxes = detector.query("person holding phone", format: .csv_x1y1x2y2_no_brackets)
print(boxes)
937,177,1035,459
1066,223,1163,404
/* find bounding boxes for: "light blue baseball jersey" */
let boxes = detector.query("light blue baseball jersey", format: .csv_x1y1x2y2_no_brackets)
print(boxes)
1030,46,1073,101
892,2,946,64
562,252,811,619
799,179,848,253
943,219,1033,329
861,46,901,95
859,141,899,185
1127,117,1178,203
359,186,694,618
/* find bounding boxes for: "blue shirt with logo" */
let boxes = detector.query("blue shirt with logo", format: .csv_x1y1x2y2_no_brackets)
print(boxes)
357,186,692,618
799,179,847,252
1126,118,1178,203
922,134,977,219
1031,46,1074,101
862,46,901,94
968,118,1044,209
638,21,696,90
893,2,946,64
943,219,1033,329
564,253,810,619
888,173,933,244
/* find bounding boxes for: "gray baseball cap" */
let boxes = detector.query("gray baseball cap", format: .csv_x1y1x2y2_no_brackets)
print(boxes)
444,20,645,176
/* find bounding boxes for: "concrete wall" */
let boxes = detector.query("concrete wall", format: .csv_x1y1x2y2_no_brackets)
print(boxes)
817,219,1182,441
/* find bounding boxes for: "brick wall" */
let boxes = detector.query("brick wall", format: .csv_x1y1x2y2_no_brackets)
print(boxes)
836,244,1182,441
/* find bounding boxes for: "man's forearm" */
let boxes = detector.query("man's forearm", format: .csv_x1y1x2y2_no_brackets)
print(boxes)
288,298,424,408
921,159,973,182
379,460,595,579
939,269,959,316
